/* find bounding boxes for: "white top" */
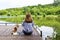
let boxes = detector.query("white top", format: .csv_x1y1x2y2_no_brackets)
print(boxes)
22,21,34,32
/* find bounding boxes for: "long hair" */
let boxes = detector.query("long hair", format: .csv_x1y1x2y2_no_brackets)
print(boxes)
25,13,32,23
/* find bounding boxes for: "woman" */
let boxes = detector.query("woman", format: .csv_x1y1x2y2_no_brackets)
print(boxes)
22,13,34,35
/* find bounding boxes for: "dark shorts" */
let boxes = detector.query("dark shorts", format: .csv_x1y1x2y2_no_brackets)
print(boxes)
23,30,32,35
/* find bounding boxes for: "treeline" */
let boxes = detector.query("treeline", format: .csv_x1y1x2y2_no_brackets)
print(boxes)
0,3,60,16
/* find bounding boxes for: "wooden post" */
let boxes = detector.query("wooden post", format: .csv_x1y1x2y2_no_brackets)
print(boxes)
5,23,7,26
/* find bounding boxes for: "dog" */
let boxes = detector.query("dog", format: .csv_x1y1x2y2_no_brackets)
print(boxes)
11,27,19,35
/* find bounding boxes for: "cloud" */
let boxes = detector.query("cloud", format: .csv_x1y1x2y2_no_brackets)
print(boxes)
0,0,54,10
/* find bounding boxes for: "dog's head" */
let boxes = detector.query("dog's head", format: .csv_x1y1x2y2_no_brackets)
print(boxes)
13,27,17,32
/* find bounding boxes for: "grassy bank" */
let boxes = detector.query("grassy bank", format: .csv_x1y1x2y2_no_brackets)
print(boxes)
0,15,60,40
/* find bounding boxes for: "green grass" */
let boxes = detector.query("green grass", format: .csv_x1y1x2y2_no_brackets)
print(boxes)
34,16,60,40
0,15,60,40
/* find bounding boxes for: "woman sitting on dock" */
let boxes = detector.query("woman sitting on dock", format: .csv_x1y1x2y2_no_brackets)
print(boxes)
22,13,34,35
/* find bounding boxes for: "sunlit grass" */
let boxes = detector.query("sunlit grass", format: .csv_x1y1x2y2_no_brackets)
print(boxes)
0,15,60,40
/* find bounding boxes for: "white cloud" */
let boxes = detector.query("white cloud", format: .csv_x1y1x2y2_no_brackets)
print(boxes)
0,0,54,10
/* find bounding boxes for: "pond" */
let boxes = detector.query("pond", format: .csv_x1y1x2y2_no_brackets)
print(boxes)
35,25,57,40
0,21,21,25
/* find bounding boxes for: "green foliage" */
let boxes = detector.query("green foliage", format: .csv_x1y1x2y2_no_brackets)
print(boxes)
58,14,60,17
0,15,60,40
0,3,60,40
0,4,60,15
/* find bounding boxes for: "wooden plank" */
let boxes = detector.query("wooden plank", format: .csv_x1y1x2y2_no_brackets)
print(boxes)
0,35,41,40
0,25,39,35
0,25,42,40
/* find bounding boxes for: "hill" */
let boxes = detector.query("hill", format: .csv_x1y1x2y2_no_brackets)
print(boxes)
0,3,60,16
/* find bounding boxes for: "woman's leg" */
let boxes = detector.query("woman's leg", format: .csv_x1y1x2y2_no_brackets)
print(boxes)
23,30,32,35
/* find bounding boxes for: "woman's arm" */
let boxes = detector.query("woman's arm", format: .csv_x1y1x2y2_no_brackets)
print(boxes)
22,21,25,26
32,22,34,27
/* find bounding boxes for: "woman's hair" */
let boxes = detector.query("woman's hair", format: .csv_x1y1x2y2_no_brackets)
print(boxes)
25,13,32,23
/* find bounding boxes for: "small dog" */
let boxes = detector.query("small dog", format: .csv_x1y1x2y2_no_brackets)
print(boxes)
11,27,19,35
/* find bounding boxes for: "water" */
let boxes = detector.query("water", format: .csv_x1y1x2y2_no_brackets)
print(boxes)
35,25,57,40
0,21,21,25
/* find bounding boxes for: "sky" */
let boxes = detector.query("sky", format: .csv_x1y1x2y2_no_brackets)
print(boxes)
0,0,54,10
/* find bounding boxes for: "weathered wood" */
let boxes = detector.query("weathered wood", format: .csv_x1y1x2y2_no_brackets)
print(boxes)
0,25,41,40
0,35,41,40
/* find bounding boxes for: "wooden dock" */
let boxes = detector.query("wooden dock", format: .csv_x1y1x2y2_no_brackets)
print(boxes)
0,25,42,40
